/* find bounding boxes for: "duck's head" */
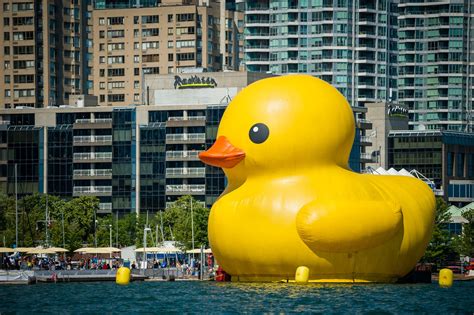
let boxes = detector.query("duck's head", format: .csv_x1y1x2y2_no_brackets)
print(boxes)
199,75,355,184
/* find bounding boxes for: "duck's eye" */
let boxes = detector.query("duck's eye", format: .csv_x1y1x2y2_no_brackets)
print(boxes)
249,123,269,144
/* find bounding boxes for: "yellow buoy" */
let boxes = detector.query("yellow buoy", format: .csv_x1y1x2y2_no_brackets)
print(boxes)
438,268,453,287
295,266,309,283
116,267,131,285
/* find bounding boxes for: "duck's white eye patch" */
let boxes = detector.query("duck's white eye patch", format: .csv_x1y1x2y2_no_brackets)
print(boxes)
249,123,269,144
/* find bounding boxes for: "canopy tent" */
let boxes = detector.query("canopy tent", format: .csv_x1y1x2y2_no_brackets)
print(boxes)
0,247,14,253
187,248,212,254
27,247,57,254
13,247,35,253
48,247,68,253
82,247,119,254
135,246,181,253
74,247,93,253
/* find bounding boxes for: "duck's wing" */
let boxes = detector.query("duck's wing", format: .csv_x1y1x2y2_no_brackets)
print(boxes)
296,199,402,253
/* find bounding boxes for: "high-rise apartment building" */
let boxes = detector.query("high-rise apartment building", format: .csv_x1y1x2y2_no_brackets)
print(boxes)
91,0,244,106
0,0,92,109
398,0,474,131
243,0,399,108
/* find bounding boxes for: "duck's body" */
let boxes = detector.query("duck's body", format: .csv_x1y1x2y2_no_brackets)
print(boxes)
209,167,434,282
199,75,436,282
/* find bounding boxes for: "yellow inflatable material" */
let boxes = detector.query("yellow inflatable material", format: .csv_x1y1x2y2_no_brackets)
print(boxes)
199,75,436,283
116,266,131,285
439,268,453,287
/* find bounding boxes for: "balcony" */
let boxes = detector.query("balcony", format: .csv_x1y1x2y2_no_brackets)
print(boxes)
165,133,206,144
357,118,373,129
360,152,374,162
74,118,112,129
73,152,112,162
166,116,206,127
360,136,372,146
73,135,112,146
166,167,205,178
98,202,113,213
166,150,202,161
73,168,112,179
73,186,112,196
166,184,205,195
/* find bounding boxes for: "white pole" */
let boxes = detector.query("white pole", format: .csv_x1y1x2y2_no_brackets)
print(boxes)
191,198,195,250
15,163,18,247
109,224,112,258
45,194,49,247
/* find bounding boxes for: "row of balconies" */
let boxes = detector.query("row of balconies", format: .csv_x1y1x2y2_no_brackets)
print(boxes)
166,167,205,177
165,150,201,160
165,133,206,142
73,152,112,161
165,184,205,194
73,186,112,196
73,169,112,176
73,135,112,144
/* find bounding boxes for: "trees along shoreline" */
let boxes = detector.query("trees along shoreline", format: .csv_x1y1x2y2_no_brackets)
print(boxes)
0,194,210,253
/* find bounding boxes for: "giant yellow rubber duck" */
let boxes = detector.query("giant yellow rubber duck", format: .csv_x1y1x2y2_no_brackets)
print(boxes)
199,75,435,283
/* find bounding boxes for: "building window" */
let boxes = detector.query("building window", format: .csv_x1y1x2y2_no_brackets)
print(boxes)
168,54,173,61
99,30,105,38
133,16,139,24
99,56,105,63
134,42,139,50
177,53,194,61
4,61,10,69
134,55,140,63
168,28,173,35
168,41,174,48
142,28,159,37
134,68,139,76
4,17,10,26
4,32,9,41
142,67,159,74
100,95,105,102
108,17,124,25
13,31,33,40
99,18,105,25
142,15,159,24
168,67,174,74
176,27,194,35
3,3,10,11
99,43,105,51
13,46,33,55
99,82,105,89
107,30,124,38
4,47,10,55
177,13,194,22
5,90,11,97
142,41,159,50
134,29,139,38
168,14,173,22
107,94,125,102
13,89,35,97
176,40,195,48
107,68,125,76
134,81,139,89
134,93,140,101
107,56,125,64
99,69,105,77
142,54,159,63
4,75,10,84
108,81,125,89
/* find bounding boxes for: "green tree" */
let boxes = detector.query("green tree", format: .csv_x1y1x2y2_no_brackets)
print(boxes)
454,209,474,257
162,195,210,250
421,197,457,266
0,194,15,246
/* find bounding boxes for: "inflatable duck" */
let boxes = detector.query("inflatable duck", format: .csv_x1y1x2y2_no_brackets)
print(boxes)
199,75,435,283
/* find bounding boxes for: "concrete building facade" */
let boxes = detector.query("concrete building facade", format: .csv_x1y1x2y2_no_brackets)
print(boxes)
91,0,244,106
365,102,409,169
1,0,92,109
0,71,369,214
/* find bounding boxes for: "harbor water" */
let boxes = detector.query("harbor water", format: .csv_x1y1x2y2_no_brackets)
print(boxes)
0,281,472,313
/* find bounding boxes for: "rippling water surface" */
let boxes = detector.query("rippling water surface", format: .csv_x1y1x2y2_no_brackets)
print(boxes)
0,281,472,313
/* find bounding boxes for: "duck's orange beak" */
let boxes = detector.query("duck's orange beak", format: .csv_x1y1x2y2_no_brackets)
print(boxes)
199,136,245,169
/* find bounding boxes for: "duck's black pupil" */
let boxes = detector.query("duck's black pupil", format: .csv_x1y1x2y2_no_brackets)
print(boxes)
249,123,269,144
